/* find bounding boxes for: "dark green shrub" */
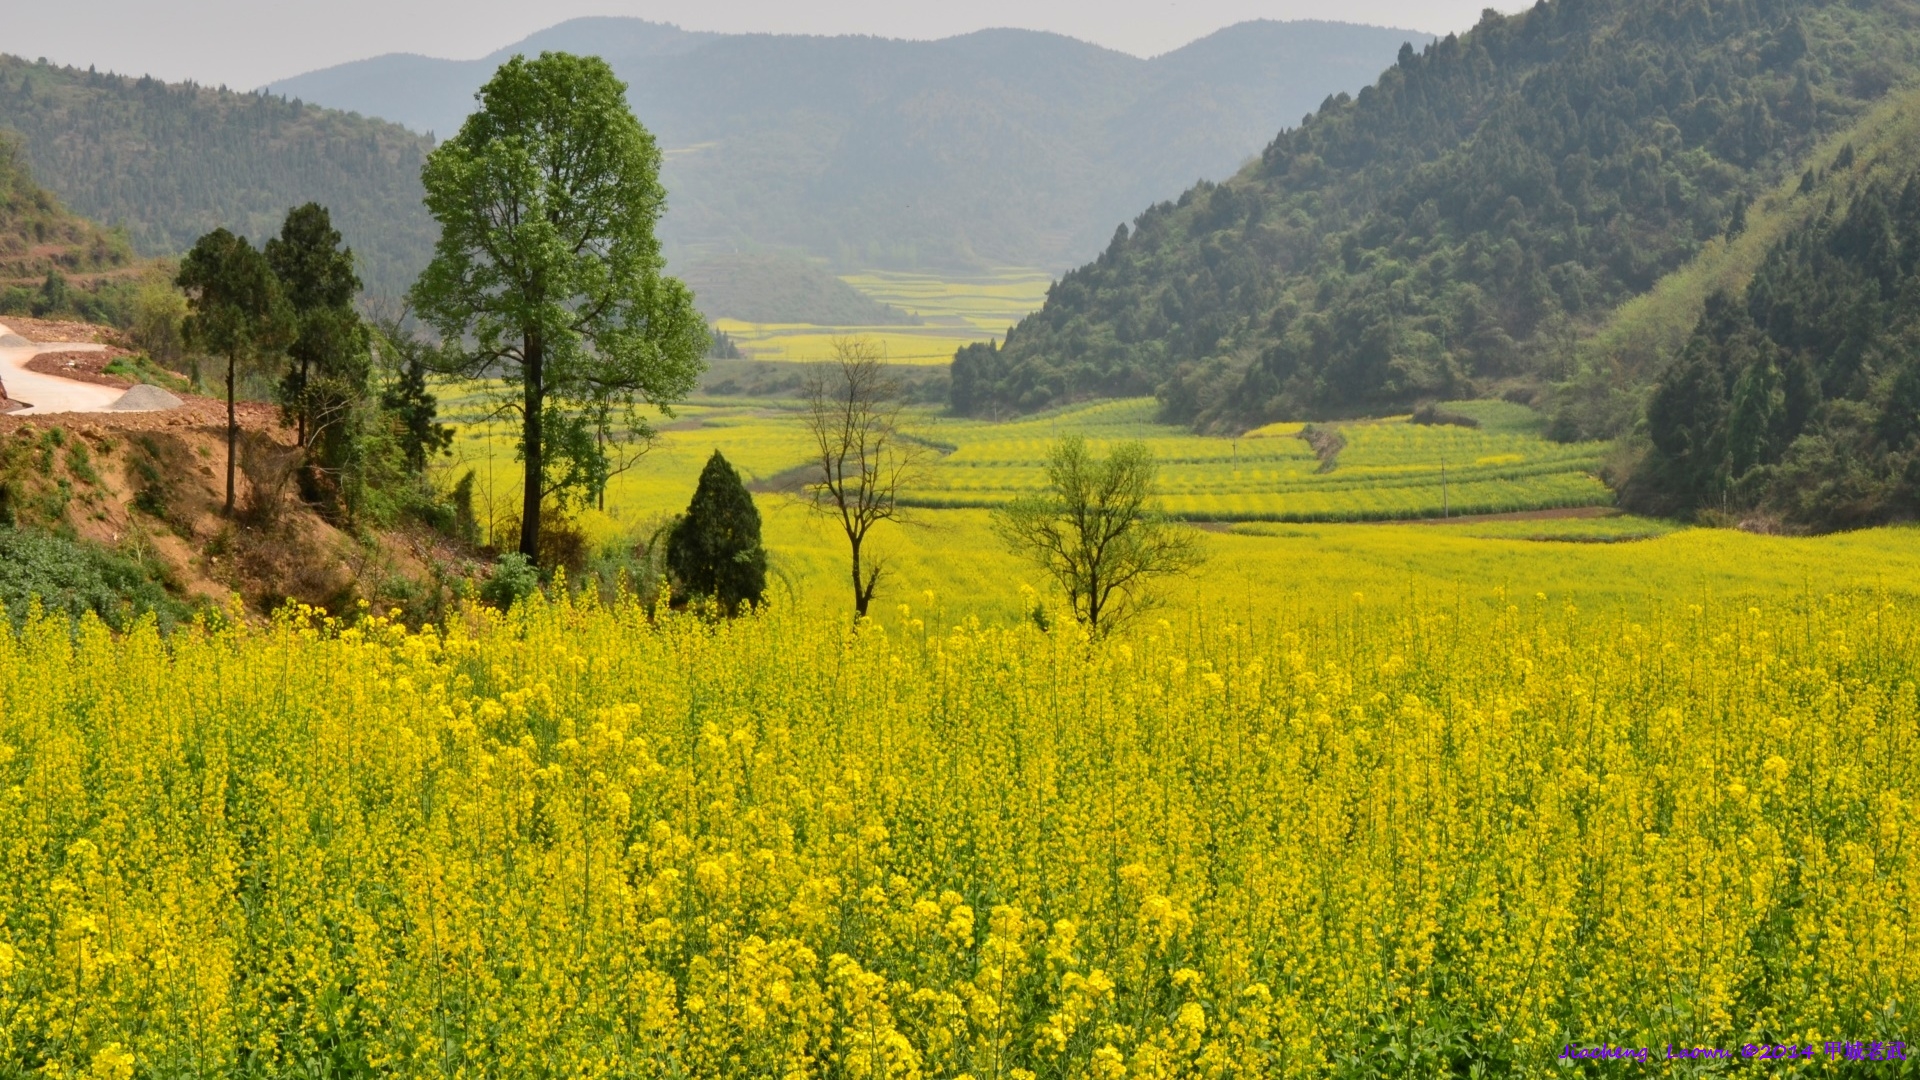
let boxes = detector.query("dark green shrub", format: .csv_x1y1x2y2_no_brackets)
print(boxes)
478,552,540,612
666,450,768,615
0,528,186,631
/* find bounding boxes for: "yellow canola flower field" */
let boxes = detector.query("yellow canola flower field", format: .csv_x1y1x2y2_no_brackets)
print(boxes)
2,585,1916,1077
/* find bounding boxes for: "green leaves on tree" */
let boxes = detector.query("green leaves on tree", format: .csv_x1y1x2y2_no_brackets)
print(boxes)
177,228,295,516
409,51,708,563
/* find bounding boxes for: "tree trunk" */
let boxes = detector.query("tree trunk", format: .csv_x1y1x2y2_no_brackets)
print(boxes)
850,536,869,617
295,355,309,448
519,331,544,561
225,353,237,517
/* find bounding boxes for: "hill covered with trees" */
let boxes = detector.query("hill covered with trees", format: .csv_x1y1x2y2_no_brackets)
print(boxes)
270,19,1430,274
955,0,1920,425
1625,157,1920,528
0,56,435,294
0,136,137,321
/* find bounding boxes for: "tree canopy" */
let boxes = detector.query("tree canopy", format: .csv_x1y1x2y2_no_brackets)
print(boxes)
266,202,368,474
666,451,768,615
178,228,294,515
1625,168,1920,528
993,435,1202,634
410,51,707,561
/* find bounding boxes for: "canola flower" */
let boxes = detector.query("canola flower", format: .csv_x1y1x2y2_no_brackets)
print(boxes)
0,588,1915,1077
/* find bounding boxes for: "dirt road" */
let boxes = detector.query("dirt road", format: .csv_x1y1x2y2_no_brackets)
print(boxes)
0,320,123,413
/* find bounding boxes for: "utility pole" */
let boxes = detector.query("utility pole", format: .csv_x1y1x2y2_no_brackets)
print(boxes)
1441,450,1449,519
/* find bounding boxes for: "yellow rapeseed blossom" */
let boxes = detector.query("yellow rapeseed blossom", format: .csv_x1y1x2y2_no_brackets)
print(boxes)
0,589,1914,1076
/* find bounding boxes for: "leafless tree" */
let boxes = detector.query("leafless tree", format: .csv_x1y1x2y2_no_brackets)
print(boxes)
801,337,930,618
993,435,1203,635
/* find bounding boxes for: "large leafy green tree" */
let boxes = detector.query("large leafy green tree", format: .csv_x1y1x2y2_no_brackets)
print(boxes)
666,450,768,615
178,228,294,516
410,51,707,561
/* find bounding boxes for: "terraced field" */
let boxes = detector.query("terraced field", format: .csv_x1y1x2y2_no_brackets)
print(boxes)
911,398,1614,521
437,388,1613,553
714,268,1052,364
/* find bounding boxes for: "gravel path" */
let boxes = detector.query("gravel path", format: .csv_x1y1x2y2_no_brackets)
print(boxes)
0,320,125,414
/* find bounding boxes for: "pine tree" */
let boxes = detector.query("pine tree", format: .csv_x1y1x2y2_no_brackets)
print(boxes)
666,451,767,615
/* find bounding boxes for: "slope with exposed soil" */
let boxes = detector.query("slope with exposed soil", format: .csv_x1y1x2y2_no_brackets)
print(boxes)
0,321,472,621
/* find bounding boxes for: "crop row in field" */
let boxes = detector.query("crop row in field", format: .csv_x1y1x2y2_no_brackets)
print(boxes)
435,391,1616,540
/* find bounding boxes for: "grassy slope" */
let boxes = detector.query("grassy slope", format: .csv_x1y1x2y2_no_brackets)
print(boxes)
1577,80,1920,401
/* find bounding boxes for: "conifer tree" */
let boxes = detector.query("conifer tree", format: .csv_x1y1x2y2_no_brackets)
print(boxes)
265,203,365,452
666,450,767,614
178,228,294,516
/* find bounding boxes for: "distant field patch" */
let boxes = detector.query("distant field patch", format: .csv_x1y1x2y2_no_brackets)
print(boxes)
711,320,985,366
439,391,1611,536
712,267,1055,365
910,399,1613,521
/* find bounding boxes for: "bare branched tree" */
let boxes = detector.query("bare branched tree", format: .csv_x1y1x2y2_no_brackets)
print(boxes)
993,435,1204,635
802,337,930,618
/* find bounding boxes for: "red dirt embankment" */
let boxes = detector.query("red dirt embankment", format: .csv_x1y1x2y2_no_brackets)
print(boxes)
0,320,473,620
25,348,137,389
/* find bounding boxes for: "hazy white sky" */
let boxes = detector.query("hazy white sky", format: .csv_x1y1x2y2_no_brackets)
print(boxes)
16,1,1519,89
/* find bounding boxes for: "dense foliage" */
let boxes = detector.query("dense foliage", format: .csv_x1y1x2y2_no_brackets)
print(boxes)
0,528,180,631
0,137,137,323
1626,166,1920,526
666,450,768,613
959,0,1920,427
2,588,1915,1075
266,204,369,487
178,227,295,515
0,56,434,293
412,52,707,560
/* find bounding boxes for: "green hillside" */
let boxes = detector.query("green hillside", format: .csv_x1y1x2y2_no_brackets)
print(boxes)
957,0,1920,426
0,136,136,319
0,56,434,294
1620,140,1920,528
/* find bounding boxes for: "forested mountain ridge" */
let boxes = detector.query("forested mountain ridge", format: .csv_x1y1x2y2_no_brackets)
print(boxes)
269,19,1430,273
1625,153,1920,528
953,0,1920,425
0,55,435,294
0,136,139,322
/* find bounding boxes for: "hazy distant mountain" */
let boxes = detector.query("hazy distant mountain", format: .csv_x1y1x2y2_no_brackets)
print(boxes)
270,18,1430,272
0,56,435,294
